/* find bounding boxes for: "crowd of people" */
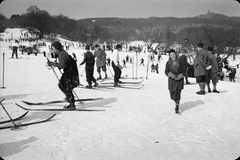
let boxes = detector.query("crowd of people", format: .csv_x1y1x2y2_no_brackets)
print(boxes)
164,43,229,114
21,39,237,111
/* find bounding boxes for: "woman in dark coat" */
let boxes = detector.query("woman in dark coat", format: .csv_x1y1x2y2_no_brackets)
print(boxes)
165,49,184,113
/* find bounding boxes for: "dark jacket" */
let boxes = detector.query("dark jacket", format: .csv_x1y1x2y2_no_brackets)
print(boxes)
80,51,95,67
165,58,184,92
179,55,188,76
55,50,79,90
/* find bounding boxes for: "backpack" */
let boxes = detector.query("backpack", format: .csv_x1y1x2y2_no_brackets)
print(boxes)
66,55,80,90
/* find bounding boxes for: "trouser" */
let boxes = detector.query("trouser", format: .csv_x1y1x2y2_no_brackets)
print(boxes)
12,47,18,58
112,61,122,83
85,66,96,86
59,72,75,104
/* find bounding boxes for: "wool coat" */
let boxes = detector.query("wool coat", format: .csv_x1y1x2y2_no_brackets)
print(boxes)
165,58,184,92
194,48,208,77
94,49,107,67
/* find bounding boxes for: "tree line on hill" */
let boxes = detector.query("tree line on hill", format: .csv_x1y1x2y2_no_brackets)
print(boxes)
0,5,240,60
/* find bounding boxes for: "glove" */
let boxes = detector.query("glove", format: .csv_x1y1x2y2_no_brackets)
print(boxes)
167,72,176,79
175,73,184,80
47,60,53,67
117,64,123,69
206,65,212,70
47,60,57,67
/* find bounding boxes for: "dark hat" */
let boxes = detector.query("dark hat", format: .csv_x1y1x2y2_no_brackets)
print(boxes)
168,49,176,54
207,46,213,51
52,41,63,50
116,44,122,49
197,43,203,48
85,44,90,50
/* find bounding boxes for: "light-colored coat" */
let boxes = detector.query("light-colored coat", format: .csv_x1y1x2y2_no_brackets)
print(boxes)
194,48,208,77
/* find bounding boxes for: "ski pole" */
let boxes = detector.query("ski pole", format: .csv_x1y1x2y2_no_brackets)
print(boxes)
135,52,138,79
80,67,85,77
106,63,114,77
1,53,6,89
146,52,150,79
47,58,82,104
132,56,134,78
0,99,19,130
57,68,82,103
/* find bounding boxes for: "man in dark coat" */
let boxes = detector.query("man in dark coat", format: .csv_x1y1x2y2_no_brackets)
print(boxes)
80,45,98,88
179,53,190,84
47,41,79,110
205,46,219,93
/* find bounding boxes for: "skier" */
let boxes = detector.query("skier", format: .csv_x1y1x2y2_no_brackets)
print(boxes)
47,41,79,110
179,53,190,84
11,40,19,59
140,58,144,66
155,63,159,74
80,45,98,89
151,63,155,72
94,44,108,80
229,68,236,82
111,44,123,87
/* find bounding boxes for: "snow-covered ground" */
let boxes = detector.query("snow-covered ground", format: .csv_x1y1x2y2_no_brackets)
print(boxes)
0,28,240,160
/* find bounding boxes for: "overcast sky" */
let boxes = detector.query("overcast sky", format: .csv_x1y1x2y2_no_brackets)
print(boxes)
0,0,239,19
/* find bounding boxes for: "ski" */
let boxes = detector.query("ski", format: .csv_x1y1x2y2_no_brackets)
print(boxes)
0,113,56,130
114,84,144,89
0,111,29,124
100,78,144,85
22,97,103,105
16,103,105,112
98,84,144,89
77,85,113,90
121,76,144,80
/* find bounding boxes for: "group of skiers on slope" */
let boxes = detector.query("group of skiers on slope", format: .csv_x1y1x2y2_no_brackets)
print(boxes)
47,41,222,112
165,43,220,114
47,41,123,110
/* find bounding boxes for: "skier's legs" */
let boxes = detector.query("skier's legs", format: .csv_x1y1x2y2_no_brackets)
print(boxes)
85,67,92,86
112,61,118,83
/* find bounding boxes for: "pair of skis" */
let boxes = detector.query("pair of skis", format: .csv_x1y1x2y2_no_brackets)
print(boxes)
98,78,144,89
17,97,105,111
0,99,56,130
0,97,104,130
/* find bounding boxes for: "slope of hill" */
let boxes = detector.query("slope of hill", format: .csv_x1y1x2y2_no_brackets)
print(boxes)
0,28,240,160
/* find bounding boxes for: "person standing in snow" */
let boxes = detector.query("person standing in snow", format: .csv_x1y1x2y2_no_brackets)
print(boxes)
205,46,219,93
179,53,190,84
194,43,208,95
140,58,144,66
80,45,98,89
47,41,79,110
111,44,123,87
165,49,184,114
94,44,108,80
11,40,19,59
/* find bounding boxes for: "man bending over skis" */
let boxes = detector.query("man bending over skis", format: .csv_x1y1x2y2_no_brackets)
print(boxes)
47,41,79,110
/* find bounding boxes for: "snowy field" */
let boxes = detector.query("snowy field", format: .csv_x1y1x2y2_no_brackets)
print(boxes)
0,28,240,160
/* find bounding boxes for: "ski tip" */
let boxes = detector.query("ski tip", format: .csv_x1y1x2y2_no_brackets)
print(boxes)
0,98,5,103
22,100,31,105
